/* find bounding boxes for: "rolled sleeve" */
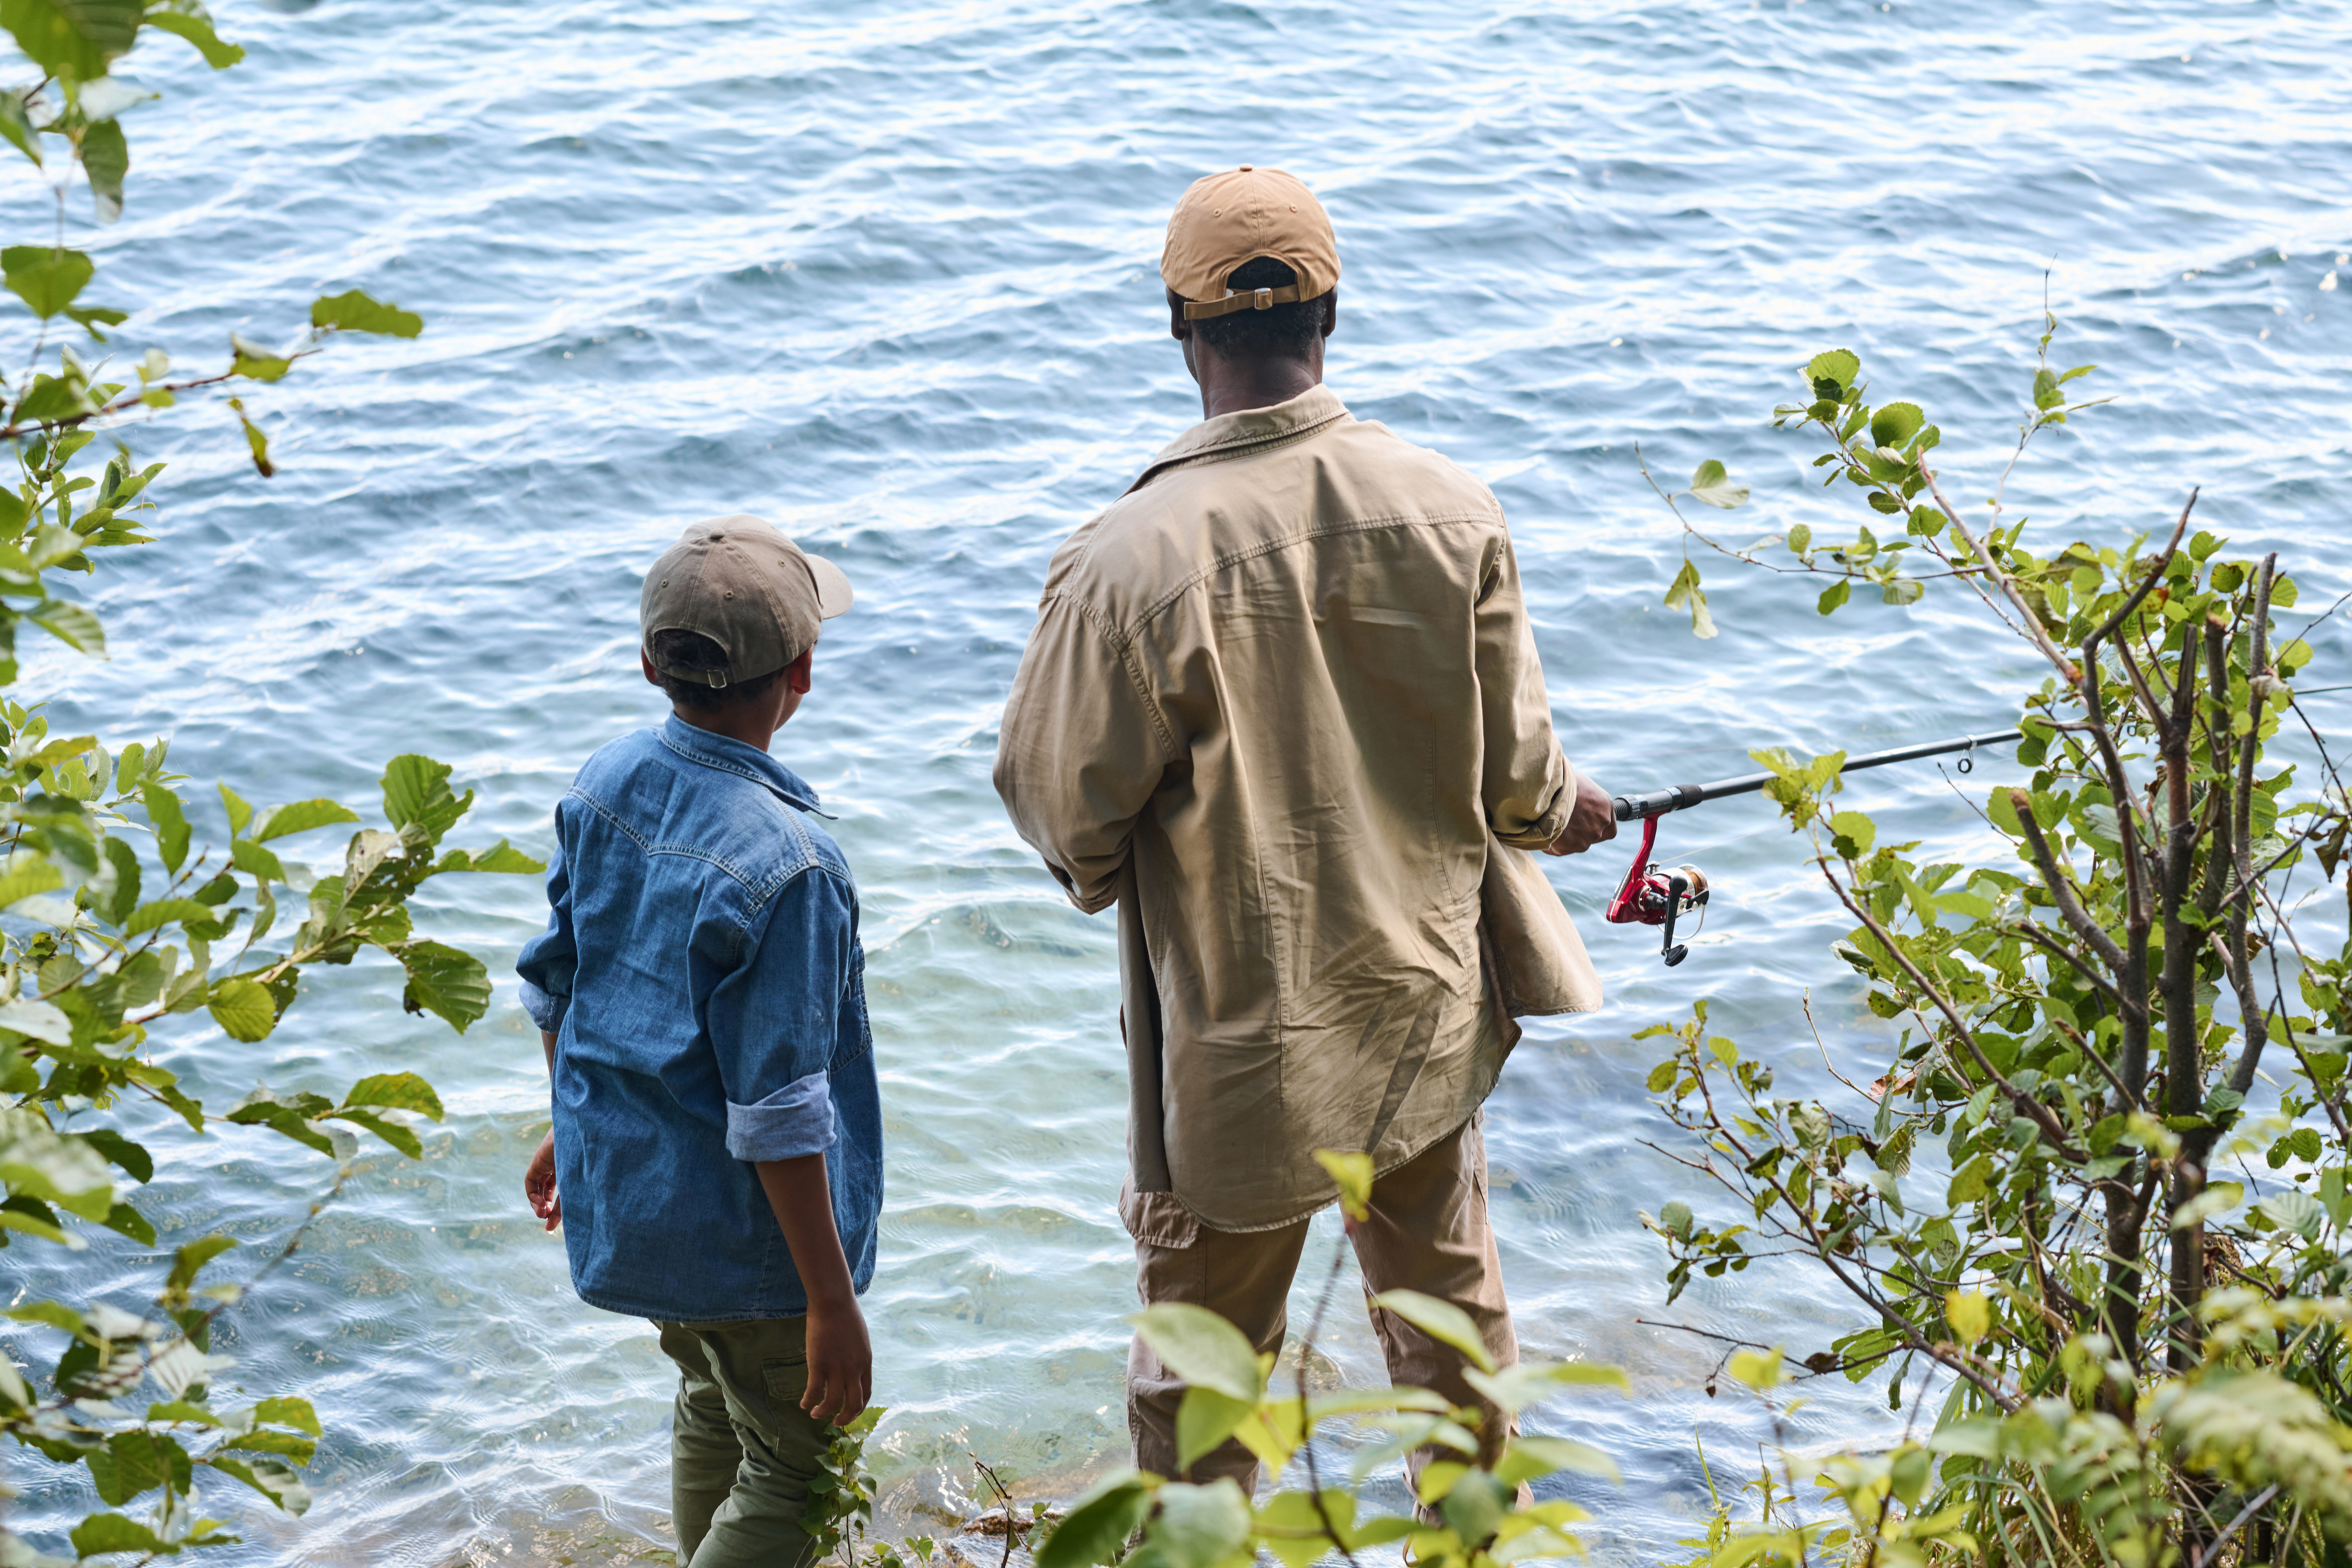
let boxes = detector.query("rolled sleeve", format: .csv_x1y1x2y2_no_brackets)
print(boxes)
725,1069,838,1162
705,868,858,1161
517,977,569,1033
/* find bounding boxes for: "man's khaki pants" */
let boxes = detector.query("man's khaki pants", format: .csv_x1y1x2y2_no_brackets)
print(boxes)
1127,1112,1517,1490
655,1317,830,1568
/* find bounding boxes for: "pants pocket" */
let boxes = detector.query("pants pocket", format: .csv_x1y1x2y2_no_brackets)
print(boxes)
761,1353,810,1408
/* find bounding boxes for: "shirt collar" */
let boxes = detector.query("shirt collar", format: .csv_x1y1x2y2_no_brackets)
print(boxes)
658,714,828,815
1126,383,1352,495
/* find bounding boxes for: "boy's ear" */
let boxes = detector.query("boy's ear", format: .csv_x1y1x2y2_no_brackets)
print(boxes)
784,646,814,695
641,650,664,687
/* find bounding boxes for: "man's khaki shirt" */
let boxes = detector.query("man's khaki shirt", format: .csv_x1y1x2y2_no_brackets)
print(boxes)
995,386,1601,1233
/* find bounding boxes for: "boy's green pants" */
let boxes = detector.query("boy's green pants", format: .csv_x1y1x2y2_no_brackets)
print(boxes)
655,1317,832,1568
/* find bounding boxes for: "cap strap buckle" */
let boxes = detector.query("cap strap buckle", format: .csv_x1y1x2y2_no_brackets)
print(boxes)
1182,282,1307,320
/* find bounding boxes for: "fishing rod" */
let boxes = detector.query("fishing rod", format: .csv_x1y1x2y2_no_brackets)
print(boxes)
1601,728,2022,967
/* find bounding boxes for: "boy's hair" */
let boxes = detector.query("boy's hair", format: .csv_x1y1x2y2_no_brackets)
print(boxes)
1182,256,1332,359
650,629,786,711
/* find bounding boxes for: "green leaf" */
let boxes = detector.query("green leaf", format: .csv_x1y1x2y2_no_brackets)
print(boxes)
227,395,273,476
0,851,67,911
248,1395,321,1435
1130,1480,1250,1568
1369,1289,1495,1373
1496,1434,1619,1486
394,940,491,1032
166,1233,235,1292
0,88,39,165
97,833,139,924
122,897,215,935
206,976,276,1042
30,597,106,655
309,288,422,338
1806,348,1860,399
341,1070,444,1119
1945,1291,1991,1348
326,1106,419,1158
70,1512,169,1556
230,836,285,883
1663,559,1718,639
1786,522,1811,555
206,1451,312,1515
432,838,544,875
1828,810,1875,854
1174,1384,1253,1469
0,1105,114,1219
1312,1147,1372,1221
251,797,360,843
217,781,252,837
381,753,471,841
1817,578,1851,615
77,1126,149,1182
2,0,141,82
1868,401,1924,449
1461,1358,1629,1417
2,244,92,317
1686,459,1749,510
1947,1153,1995,1206
87,1429,187,1505
142,7,244,66
1036,1472,1156,1568
141,783,189,873
1130,1302,1265,1401
80,115,126,222
1727,1347,1783,1390
229,335,290,383
0,995,71,1043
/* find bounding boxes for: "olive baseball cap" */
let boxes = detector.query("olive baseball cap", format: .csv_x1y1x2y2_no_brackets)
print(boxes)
1160,165,1341,320
640,514,853,688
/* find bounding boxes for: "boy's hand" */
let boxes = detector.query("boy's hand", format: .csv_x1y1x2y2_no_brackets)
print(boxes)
524,1130,561,1231
802,1292,872,1425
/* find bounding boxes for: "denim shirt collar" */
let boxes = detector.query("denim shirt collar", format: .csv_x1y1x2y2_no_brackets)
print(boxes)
658,714,828,816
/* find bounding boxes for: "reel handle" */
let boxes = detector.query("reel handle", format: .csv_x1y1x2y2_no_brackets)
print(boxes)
1661,872,1690,967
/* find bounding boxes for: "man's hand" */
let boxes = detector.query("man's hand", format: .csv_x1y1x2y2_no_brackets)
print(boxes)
802,1292,873,1425
1543,771,1619,857
524,1130,561,1231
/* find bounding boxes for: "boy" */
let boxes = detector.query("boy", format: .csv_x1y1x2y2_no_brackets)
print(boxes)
516,514,881,1568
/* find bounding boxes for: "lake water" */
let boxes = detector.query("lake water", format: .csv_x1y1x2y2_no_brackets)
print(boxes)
6,1,2350,1562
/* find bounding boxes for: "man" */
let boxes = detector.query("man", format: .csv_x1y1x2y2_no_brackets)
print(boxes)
993,166,1616,1488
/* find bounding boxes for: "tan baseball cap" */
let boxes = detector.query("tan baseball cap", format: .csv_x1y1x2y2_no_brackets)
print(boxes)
640,514,853,688
1161,165,1341,320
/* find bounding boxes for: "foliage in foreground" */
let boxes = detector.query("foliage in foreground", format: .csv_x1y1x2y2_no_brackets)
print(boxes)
1036,1152,1629,1568
1644,320,2352,1562
0,5,537,1559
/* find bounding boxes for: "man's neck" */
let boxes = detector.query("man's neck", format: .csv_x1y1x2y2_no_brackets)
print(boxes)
1194,349,1324,420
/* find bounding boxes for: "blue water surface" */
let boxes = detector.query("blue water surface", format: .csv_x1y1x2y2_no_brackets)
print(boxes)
5,1,2350,1562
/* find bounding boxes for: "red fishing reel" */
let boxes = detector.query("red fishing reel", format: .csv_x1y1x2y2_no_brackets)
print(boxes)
1604,813,1710,967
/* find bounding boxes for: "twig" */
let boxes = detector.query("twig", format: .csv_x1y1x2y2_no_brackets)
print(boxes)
1295,1235,1364,1568
2193,1484,2279,1568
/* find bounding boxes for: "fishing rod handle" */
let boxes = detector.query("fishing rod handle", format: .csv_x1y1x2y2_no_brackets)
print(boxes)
1612,783,1706,821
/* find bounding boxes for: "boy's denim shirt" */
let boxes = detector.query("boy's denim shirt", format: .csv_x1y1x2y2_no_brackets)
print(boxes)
515,715,881,1321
